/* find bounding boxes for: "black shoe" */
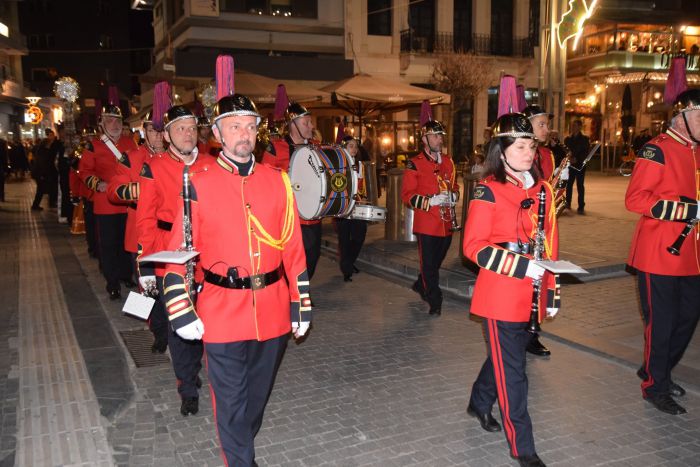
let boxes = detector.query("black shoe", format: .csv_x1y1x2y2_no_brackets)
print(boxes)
526,335,551,357
343,274,352,282
180,397,199,416
577,208,585,214
636,368,685,397
467,404,501,432
644,394,687,415
31,205,43,211
122,279,137,288
151,338,167,353
353,265,360,274
195,376,202,389
428,307,441,317
411,282,426,301
517,454,546,467
108,289,121,300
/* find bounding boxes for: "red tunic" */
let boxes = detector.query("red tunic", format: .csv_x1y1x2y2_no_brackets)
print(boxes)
262,136,320,226
78,135,138,215
401,150,460,237
537,146,555,181
626,128,700,275
70,166,92,200
463,174,560,322
164,156,310,343
136,151,212,276
107,145,158,253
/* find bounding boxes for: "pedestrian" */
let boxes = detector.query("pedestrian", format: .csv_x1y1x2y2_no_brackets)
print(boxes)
262,87,322,280
0,138,7,202
31,128,61,211
625,88,700,415
462,113,560,467
163,91,311,467
136,105,209,416
78,103,138,299
564,119,590,214
56,125,72,223
336,135,369,282
401,116,460,317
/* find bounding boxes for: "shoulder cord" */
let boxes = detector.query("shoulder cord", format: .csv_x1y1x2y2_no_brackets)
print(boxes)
248,171,296,250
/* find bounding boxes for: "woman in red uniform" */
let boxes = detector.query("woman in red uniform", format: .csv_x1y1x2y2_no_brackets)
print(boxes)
462,113,559,467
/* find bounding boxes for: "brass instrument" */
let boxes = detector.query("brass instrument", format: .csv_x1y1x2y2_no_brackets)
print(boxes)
550,147,571,217
527,186,547,334
439,180,461,232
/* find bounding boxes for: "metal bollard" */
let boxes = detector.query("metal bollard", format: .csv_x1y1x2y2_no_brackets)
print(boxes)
385,168,417,241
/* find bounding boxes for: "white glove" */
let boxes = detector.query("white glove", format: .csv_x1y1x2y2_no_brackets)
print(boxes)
292,321,310,338
139,275,156,291
176,318,204,340
96,181,107,192
429,193,450,206
546,307,559,318
560,166,570,181
695,201,700,219
525,261,545,280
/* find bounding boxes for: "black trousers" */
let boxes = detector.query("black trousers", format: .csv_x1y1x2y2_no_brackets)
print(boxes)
414,233,452,310
565,168,585,210
156,277,203,399
301,222,322,279
32,174,58,208
96,213,132,291
205,334,287,467
637,272,700,398
59,170,73,221
83,199,98,256
149,275,169,344
336,218,367,277
470,319,536,457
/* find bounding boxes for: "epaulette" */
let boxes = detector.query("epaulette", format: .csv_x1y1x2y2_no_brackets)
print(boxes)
405,159,417,170
472,184,495,203
140,162,154,179
85,141,94,152
119,152,131,168
637,144,664,165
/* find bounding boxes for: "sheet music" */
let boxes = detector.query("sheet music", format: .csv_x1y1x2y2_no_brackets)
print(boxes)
122,291,155,320
535,260,588,274
138,250,200,264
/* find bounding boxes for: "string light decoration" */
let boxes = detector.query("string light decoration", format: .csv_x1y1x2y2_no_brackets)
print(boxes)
53,76,80,103
557,0,599,49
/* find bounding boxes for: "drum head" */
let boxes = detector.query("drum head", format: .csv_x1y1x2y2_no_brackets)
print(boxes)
289,146,325,219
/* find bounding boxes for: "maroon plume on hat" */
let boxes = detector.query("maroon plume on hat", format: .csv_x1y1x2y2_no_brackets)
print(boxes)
419,100,433,127
108,86,119,107
152,81,171,131
497,75,519,118
274,84,290,121
664,57,688,105
215,55,235,101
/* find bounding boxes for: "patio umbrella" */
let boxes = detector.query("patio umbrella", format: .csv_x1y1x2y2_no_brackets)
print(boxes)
321,73,451,139
234,70,329,105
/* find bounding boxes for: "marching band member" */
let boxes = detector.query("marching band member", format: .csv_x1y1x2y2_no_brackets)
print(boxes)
262,89,323,279
401,116,460,317
462,113,559,467
107,109,166,352
78,101,137,299
336,135,369,282
626,84,700,415
196,116,215,156
136,105,209,416
163,91,311,467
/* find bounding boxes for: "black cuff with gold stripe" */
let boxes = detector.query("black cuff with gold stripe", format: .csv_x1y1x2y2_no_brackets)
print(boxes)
650,197,698,221
85,175,101,191
115,182,140,201
476,245,529,279
163,272,198,330
410,194,431,211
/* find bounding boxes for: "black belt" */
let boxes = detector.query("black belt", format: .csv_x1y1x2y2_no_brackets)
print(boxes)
157,219,173,231
203,264,284,290
497,241,531,255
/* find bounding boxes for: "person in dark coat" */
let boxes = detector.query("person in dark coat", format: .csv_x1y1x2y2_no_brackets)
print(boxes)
31,129,61,211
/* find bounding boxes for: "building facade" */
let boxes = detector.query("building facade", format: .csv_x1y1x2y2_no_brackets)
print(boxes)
0,0,27,142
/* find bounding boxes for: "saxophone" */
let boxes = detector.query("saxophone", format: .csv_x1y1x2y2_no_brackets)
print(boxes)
527,185,547,334
550,146,571,217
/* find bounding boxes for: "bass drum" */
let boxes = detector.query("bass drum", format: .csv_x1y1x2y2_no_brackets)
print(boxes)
289,145,358,220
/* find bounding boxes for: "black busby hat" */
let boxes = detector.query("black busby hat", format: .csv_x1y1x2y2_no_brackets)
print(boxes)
492,113,536,139
197,116,210,128
101,104,122,119
422,120,447,137
673,89,700,116
285,101,310,122
163,105,196,130
213,94,261,125
522,105,553,120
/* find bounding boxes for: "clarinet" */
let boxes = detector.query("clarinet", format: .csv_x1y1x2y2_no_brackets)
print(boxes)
527,185,547,334
667,218,699,256
182,166,197,301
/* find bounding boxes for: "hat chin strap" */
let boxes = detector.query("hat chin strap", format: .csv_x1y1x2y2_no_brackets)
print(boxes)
681,112,700,144
291,119,308,144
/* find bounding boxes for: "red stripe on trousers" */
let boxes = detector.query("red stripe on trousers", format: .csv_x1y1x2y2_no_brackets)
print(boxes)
488,319,518,456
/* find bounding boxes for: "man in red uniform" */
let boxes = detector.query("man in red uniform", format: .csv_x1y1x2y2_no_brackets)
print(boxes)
262,101,323,279
401,119,460,316
625,89,700,415
136,106,208,415
196,116,214,156
107,112,166,352
163,93,311,466
79,104,138,299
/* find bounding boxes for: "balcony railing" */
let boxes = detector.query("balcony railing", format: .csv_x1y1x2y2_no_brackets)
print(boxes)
400,30,534,57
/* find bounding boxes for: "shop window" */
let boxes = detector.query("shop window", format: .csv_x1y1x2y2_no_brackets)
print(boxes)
368,0,392,36
220,0,317,18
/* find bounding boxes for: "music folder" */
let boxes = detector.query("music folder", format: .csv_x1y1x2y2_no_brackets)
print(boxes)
535,260,588,274
122,291,155,320
137,250,200,264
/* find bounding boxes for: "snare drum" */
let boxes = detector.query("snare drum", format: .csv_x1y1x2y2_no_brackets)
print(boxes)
348,204,387,222
289,145,358,220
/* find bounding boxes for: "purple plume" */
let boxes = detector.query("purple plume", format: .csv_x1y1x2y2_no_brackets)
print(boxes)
274,84,289,121
419,100,433,126
152,81,171,131
108,86,119,106
664,57,688,105
497,75,519,118
516,85,527,112
335,121,345,144
216,55,235,101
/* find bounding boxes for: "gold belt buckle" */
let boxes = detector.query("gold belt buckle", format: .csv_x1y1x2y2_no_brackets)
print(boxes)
251,274,265,290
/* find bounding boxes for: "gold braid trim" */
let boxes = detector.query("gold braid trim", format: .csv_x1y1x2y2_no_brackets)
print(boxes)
248,171,296,250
